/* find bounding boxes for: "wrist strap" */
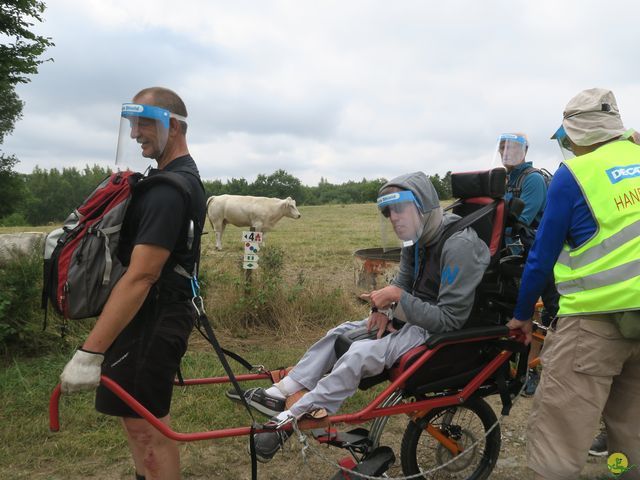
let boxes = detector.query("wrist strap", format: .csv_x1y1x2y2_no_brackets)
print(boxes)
79,347,103,355
370,307,393,319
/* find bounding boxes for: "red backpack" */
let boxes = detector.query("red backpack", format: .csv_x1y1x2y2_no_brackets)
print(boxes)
42,170,191,320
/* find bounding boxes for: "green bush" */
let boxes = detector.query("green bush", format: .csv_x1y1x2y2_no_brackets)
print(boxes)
233,245,286,329
0,252,66,356
0,212,28,227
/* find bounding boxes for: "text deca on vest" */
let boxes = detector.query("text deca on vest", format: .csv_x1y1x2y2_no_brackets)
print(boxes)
606,164,640,184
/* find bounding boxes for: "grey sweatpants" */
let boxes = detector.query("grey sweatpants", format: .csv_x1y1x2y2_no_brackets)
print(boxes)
287,318,429,417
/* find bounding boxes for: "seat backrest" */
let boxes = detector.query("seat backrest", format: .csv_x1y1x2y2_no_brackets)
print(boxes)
447,167,527,325
448,167,507,262
452,197,505,260
451,167,506,199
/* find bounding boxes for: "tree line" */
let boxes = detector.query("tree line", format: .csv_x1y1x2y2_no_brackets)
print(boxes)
0,3,455,227
0,165,453,226
0,0,54,226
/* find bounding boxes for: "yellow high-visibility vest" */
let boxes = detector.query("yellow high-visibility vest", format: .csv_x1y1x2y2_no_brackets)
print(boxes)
554,140,640,316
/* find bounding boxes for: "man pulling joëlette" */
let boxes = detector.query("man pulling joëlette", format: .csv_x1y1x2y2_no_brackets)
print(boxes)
59,87,206,480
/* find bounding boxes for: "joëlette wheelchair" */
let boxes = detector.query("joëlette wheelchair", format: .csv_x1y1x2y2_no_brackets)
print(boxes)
49,167,530,480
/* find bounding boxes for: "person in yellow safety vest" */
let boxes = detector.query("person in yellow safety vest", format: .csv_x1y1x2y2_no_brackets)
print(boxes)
508,88,640,480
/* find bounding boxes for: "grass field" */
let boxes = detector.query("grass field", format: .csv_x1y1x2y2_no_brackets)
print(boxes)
0,202,610,479
0,202,387,480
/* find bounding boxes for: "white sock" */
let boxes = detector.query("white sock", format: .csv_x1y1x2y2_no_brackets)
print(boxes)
275,376,305,396
275,410,293,422
264,386,286,400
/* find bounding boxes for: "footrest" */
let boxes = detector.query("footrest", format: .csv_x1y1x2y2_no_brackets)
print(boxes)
312,427,372,450
329,446,396,479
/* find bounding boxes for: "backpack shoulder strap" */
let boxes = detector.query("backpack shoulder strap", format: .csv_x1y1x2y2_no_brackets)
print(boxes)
433,200,499,261
165,167,206,195
513,166,542,197
135,171,199,277
135,170,192,203
538,167,553,181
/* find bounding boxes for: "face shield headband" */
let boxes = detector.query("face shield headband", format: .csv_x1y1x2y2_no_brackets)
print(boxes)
116,103,187,172
497,133,528,167
377,190,424,249
121,103,187,128
377,190,423,215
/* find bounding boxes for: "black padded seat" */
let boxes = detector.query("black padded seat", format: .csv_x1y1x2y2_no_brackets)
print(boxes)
423,325,509,349
333,325,510,392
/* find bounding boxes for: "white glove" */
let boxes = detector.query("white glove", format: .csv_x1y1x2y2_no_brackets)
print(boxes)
60,349,104,394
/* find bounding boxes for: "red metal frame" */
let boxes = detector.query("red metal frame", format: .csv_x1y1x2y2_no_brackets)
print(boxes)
49,330,527,441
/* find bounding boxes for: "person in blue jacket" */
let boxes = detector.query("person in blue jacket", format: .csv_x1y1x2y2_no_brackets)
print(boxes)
498,133,548,243
497,132,557,395
508,88,640,480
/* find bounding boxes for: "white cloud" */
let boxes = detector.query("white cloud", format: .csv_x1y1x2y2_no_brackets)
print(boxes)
5,0,640,186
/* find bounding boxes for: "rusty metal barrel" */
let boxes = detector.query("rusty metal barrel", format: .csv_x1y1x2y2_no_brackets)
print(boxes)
353,247,401,292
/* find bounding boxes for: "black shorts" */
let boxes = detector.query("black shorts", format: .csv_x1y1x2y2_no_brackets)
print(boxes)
95,297,195,418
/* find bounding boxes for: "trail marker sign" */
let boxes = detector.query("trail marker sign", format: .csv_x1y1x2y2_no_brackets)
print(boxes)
242,231,263,243
242,231,263,270
244,242,260,254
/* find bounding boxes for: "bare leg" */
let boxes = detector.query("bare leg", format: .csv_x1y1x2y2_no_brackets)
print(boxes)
122,415,180,480
122,418,146,477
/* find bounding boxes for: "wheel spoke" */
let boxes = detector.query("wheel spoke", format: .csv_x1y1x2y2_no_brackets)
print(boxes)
400,398,500,480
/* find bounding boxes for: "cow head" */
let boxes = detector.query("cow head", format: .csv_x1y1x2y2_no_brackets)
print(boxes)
285,197,302,219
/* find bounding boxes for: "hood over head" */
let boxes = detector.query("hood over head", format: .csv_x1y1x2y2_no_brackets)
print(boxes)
379,171,443,245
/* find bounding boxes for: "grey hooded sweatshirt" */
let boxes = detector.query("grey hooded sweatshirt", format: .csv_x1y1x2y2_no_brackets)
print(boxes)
282,171,491,418
381,172,491,333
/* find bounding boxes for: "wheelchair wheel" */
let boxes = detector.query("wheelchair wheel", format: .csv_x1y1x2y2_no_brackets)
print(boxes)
400,397,500,480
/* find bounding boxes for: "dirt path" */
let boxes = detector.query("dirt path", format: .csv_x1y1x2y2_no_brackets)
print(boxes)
488,396,608,479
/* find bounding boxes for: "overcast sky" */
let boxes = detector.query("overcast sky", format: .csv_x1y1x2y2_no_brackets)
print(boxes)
4,0,640,186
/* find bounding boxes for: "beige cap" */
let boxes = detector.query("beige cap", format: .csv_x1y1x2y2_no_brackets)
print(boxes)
557,88,626,146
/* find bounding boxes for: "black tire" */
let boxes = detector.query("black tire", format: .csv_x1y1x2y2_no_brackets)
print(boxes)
400,397,500,480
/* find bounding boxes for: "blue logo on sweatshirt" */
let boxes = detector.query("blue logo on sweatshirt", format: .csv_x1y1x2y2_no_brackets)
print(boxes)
441,265,459,286
606,164,640,184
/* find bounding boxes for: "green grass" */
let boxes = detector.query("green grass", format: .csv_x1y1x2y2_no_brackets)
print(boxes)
0,203,383,479
0,337,388,479
196,203,380,335
0,202,610,479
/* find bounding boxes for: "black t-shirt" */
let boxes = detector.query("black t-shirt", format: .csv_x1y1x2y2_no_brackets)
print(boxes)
119,155,206,296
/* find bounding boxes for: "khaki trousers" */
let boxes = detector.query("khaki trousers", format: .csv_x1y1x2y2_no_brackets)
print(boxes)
527,314,640,480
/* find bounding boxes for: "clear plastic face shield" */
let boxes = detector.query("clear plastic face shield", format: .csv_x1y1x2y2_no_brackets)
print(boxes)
377,190,424,250
551,125,575,160
492,133,528,169
115,103,187,172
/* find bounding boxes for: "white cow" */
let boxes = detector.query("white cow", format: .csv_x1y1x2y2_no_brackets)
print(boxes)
0,232,46,264
206,195,301,250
